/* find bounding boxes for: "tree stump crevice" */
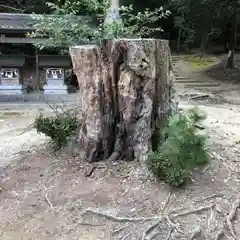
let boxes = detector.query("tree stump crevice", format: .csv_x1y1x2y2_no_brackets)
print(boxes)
70,39,175,163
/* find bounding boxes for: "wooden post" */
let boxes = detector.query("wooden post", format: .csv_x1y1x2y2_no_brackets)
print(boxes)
111,0,119,8
35,49,40,91
70,39,175,163
104,0,121,24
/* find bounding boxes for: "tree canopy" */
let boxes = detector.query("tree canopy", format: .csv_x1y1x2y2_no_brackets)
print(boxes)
0,0,237,55
28,0,171,50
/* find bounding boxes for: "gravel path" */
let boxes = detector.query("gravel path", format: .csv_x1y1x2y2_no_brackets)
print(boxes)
0,107,48,168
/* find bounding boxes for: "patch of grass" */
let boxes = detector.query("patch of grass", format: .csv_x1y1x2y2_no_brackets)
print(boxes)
183,55,215,69
147,107,209,187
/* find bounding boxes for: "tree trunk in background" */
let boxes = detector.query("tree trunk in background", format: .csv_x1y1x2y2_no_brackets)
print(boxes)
177,27,182,53
199,32,209,58
70,39,177,163
227,0,237,69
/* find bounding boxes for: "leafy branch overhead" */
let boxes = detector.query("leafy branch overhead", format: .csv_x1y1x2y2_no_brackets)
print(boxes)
28,0,171,49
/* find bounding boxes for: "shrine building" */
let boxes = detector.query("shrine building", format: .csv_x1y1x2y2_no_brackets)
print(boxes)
0,13,84,96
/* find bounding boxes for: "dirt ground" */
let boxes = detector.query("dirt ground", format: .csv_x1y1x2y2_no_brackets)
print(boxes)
1,58,240,239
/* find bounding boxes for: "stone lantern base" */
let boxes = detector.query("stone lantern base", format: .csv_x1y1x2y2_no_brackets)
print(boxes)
43,83,68,94
0,84,25,95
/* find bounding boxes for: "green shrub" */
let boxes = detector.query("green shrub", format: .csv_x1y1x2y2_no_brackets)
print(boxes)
34,109,80,149
147,107,209,187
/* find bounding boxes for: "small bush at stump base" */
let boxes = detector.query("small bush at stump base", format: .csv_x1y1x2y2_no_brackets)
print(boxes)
34,110,80,149
147,107,209,187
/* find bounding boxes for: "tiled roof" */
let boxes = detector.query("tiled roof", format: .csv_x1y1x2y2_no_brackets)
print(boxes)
0,13,91,31
0,13,36,30
0,55,25,67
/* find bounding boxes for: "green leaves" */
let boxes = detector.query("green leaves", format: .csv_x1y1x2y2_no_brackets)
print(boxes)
147,107,209,187
28,0,171,50
120,5,171,37
34,110,80,149
170,0,232,50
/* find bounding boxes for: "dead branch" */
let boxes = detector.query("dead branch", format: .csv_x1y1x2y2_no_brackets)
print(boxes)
233,148,240,154
0,4,24,12
44,191,53,208
112,225,128,235
108,169,130,179
209,152,223,161
190,226,201,240
215,230,224,240
166,228,174,240
209,152,234,171
142,193,172,239
141,173,151,183
171,203,215,219
43,101,60,115
121,233,131,240
162,192,172,213
142,219,163,240
42,181,54,209
84,165,97,177
194,194,223,203
208,206,215,229
226,195,240,239
149,232,161,240
82,209,161,222
166,216,185,235
190,94,210,100
80,222,105,227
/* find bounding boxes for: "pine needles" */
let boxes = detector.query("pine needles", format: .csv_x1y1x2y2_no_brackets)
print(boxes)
147,107,209,187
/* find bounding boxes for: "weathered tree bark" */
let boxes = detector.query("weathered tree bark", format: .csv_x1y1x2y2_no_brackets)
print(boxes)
69,45,103,162
70,39,176,163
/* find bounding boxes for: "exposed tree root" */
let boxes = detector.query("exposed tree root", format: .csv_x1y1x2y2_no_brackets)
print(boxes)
142,215,186,240
171,204,215,218
83,204,214,239
82,196,240,240
169,201,215,216
82,209,161,222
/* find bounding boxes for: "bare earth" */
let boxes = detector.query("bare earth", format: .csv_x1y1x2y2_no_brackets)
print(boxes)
1,58,240,239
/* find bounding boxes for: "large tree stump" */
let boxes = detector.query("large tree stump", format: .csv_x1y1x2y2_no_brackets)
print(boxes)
70,39,176,163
